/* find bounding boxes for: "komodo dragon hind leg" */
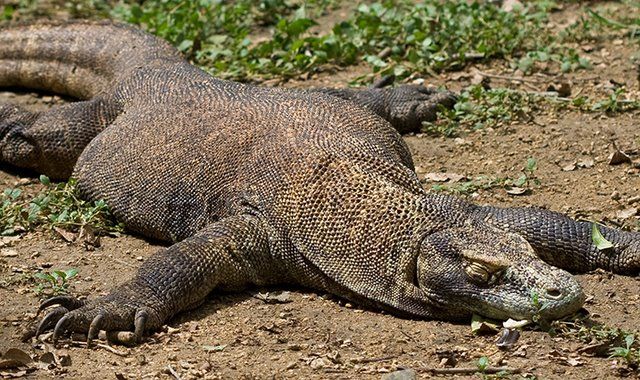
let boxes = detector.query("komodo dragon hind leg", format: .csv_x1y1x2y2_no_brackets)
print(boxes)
0,96,121,180
472,205,640,275
309,85,458,134
36,214,280,345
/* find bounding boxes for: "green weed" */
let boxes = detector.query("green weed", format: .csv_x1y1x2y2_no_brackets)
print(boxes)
477,356,489,372
34,268,78,296
422,85,541,137
111,1,589,81
553,316,640,370
610,335,640,367
0,175,122,236
591,88,640,114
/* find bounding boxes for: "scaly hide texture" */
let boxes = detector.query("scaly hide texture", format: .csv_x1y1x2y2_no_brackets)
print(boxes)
0,21,638,344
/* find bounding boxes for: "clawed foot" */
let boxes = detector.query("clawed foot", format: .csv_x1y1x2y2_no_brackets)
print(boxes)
35,286,163,347
381,85,457,133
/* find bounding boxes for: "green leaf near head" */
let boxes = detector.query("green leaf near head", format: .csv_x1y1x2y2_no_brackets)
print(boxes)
591,223,614,251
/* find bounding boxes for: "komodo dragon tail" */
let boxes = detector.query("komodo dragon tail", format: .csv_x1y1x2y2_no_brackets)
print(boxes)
0,20,184,99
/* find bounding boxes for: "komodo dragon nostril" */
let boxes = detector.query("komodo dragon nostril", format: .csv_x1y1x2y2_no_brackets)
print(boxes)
545,288,562,299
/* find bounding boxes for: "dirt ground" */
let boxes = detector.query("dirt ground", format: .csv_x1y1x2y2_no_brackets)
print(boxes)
1,2,640,379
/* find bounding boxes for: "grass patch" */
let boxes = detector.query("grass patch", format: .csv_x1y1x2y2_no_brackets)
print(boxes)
552,316,640,372
107,0,590,81
424,84,640,138
3,1,638,82
34,268,78,296
0,175,122,237
422,85,542,137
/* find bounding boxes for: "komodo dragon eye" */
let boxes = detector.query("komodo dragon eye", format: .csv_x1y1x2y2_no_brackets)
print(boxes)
464,261,506,285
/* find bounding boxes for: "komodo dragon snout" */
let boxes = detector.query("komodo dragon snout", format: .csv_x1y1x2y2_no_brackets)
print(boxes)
417,225,586,321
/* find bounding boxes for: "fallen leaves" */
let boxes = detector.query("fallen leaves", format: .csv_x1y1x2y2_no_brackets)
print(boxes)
253,291,292,304
0,348,31,370
423,172,466,183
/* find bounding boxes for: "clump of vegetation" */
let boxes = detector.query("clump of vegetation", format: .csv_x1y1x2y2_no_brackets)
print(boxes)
109,0,592,81
422,85,542,137
0,175,122,236
425,84,640,138
34,268,78,296
430,158,539,196
552,316,640,371
4,1,638,83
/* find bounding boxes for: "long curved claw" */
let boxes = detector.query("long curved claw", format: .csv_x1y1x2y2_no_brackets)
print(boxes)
39,295,86,312
35,306,68,338
52,314,71,346
87,313,104,347
134,309,148,344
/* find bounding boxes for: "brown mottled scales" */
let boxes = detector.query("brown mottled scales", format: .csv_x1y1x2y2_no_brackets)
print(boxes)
0,21,638,345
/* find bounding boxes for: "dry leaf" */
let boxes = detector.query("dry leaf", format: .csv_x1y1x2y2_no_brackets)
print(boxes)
608,149,632,165
503,318,531,329
506,187,527,195
79,225,100,248
424,172,466,183
0,249,18,258
471,314,499,334
53,227,76,243
561,163,576,172
565,357,584,367
0,348,32,369
254,291,292,304
616,207,638,220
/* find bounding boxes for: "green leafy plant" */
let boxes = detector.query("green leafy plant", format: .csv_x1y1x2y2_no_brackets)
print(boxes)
554,316,640,370
111,0,591,81
592,223,614,251
422,85,541,137
591,88,640,114
34,268,78,296
0,175,122,236
610,335,640,367
477,356,490,372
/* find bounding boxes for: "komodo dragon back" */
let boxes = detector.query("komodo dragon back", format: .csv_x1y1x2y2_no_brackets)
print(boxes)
0,20,638,346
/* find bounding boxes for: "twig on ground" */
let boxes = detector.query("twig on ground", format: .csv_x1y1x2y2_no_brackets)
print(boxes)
167,364,182,380
113,258,137,268
352,355,398,364
425,366,522,375
69,340,128,356
476,71,546,84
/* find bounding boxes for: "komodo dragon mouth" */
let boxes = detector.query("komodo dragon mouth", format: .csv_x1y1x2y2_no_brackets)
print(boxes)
0,20,637,347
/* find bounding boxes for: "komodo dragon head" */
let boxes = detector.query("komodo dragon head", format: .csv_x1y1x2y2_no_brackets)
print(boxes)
416,223,585,321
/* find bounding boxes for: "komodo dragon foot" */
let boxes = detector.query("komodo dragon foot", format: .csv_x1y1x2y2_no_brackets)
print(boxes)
37,284,165,346
311,84,457,134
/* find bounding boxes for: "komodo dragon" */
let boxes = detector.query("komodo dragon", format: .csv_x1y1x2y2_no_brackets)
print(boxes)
1,21,639,345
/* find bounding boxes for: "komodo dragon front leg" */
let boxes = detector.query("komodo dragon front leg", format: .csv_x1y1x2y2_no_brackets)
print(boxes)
0,96,122,179
37,214,278,345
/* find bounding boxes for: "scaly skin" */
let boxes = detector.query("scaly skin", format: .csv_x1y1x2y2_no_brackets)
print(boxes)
0,21,637,345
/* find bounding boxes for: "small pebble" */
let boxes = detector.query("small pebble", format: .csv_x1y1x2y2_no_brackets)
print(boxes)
381,369,417,380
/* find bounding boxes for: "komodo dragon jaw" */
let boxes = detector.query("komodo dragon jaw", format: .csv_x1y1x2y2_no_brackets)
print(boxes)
417,224,586,322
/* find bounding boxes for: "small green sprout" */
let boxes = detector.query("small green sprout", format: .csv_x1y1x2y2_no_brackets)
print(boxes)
477,356,490,372
34,268,78,296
